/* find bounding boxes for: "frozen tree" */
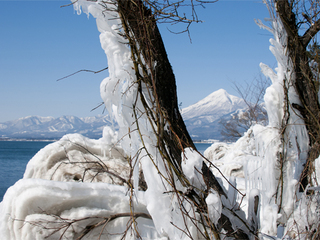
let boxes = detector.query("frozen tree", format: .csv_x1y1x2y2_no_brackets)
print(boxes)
1,0,320,239
95,0,255,238
49,0,256,238
274,0,320,193
253,0,320,238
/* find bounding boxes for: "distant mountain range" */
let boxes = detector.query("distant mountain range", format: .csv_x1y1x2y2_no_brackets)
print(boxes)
0,89,247,141
0,115,115,140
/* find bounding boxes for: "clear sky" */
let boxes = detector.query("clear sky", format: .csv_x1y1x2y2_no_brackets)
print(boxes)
0,0,276,123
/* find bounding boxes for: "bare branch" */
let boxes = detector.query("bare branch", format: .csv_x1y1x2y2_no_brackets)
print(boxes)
301,19,320,47
60,0,79,8
56,67,108,81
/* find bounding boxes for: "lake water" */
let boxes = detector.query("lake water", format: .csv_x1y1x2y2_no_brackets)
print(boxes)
0,141,211,201
0,141,53,201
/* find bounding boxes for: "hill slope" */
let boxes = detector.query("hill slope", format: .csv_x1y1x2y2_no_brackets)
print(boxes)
0,89,246,141
0,115,114,140
181,89,247,140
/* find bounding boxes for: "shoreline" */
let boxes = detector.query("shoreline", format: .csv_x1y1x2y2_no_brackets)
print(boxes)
0,138,218,143
0,138,57,142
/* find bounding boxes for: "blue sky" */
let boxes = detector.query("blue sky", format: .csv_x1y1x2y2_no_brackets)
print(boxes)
0,0,276,122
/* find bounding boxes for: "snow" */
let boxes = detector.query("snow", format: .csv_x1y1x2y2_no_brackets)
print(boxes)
181,89,250,140
23,132,128,184
0,127,162,239
181,88,247,121
182,148,206,190
0,179,159,240
0,115,114,139
204,1,316,238
205,190,222,225
1,0,319,239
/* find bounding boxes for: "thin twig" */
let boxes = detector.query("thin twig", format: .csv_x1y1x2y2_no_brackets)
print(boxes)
60,0,79,8
57,67,108,81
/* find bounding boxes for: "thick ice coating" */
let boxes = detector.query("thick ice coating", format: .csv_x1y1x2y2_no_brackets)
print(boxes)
1,0,320,239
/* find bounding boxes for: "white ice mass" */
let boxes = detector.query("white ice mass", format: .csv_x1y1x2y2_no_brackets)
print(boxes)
1,0,320,239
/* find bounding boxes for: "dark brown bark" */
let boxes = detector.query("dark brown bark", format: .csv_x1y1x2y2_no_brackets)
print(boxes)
217,214,249,239
118,0,195,168
276,0,320,190
116,2,253,238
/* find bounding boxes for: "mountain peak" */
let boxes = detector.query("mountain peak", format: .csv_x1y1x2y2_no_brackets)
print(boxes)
203,89,231,103
181,89,246,120
215,88,227,94
0,89,247,141
180,89,247,140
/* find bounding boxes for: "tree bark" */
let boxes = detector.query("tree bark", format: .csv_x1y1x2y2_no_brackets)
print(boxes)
276,0,320,190
118,0,195,167
116,1,251,238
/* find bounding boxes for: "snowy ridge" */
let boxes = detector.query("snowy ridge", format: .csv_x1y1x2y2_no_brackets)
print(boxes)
0,89,246,141
0,115,115,139
181,89,247,140
182,89,246,121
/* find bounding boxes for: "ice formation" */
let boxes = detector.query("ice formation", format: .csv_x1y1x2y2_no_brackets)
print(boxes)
204,2,319,238
1,0,198,239
24,132,128,184
0,178,159,240
0,129,159,239
1,0,320,239
0,1,159,238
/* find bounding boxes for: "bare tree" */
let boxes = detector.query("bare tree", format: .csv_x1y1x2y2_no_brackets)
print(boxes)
56,1,258,239
114,1,255,239
275,0,320,192
13,1,320,239
220,74,269,141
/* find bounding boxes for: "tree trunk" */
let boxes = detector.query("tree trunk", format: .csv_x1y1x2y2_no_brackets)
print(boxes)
276,0,320,190
118,0,195,168
117,1,251,238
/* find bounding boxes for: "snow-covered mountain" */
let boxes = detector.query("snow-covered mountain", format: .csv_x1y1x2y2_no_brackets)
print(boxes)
0,115,115,140
0,89,246,141
181,89,247,141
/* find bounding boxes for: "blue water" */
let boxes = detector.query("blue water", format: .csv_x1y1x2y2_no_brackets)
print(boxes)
0,141,211,201
0,141,52,201
195,143,212,155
